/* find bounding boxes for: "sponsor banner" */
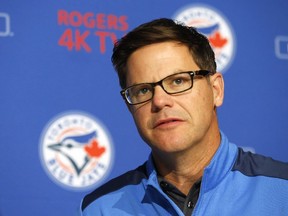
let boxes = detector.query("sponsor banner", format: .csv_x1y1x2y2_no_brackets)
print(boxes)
275,36,288,60
57,9,129,54
0,12,13,37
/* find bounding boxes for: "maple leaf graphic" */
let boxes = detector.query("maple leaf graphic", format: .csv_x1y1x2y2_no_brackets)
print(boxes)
209,31,227,48
84,139,106,158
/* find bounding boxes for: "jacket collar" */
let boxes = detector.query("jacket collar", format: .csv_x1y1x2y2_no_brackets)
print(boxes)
201,131,238,192
145,131,238,192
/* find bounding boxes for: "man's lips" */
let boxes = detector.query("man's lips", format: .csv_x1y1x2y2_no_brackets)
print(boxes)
153,118,183,129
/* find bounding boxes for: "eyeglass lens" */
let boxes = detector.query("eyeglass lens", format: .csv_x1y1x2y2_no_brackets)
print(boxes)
125,72,193,105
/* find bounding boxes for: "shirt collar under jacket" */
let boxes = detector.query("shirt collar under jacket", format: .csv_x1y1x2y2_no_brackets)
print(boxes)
145,131,239,194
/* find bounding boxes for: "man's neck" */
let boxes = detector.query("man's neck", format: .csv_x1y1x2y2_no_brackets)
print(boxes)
152,132,221,195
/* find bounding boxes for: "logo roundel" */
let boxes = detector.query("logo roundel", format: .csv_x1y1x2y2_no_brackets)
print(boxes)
173,4,236,73
39,111,114,191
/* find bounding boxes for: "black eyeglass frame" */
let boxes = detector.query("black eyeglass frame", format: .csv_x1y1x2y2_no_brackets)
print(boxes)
120,70,215,105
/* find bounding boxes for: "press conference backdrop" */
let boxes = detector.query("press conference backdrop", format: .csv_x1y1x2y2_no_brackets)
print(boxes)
1,0,288,215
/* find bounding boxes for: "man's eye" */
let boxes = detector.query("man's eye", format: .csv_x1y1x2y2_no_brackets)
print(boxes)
129,85,151,97
173,78,184,85
137,87,150,95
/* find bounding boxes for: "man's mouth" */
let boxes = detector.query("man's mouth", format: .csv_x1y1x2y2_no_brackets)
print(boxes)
153,118,182,128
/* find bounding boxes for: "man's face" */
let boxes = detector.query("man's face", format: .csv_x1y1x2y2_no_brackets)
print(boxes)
126,42,224,155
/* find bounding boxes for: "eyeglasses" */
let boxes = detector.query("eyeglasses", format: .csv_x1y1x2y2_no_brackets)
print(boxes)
121,70,214,105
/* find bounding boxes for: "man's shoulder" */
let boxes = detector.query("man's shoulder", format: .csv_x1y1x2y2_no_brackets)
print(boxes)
232,148,288,180
81,162,147,211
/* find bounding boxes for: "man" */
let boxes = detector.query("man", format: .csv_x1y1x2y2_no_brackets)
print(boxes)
81,18,288,216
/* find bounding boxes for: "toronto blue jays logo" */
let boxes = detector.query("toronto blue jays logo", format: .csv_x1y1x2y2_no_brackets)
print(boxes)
173,4,236,73
39,111,114,191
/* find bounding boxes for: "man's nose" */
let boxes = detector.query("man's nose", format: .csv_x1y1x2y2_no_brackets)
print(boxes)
151,85,173,111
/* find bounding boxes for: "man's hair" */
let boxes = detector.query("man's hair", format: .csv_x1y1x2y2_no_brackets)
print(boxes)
112,18,216,89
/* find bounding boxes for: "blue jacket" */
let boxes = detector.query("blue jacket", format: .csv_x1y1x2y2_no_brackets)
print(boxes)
81,132,288,215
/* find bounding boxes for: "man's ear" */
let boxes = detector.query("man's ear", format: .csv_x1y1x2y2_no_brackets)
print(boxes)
211,72,224,107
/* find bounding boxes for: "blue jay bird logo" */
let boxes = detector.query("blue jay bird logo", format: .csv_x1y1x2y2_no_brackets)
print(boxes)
197,23,219,35
173,4,235,73
47,131,106,176
39,112,113,191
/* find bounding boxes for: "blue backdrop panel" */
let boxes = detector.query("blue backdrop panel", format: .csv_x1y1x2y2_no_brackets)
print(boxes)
0,0,287,215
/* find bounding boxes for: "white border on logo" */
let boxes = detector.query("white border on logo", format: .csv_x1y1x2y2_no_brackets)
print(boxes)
39,110,114,191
